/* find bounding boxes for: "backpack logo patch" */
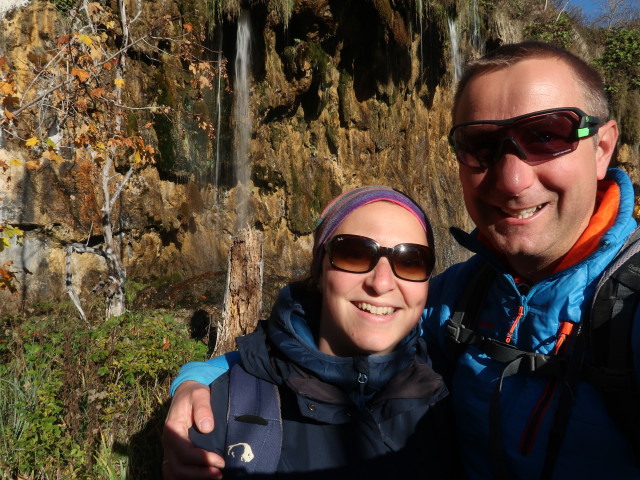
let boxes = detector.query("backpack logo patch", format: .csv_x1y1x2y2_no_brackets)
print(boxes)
227,442,255,463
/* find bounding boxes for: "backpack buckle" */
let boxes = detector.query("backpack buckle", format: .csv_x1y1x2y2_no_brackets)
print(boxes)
445,319,463,344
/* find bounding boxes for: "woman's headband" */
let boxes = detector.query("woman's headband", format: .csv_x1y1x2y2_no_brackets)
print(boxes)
311,186,433,282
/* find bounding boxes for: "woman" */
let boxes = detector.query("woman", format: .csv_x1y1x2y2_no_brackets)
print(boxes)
182,186,452,478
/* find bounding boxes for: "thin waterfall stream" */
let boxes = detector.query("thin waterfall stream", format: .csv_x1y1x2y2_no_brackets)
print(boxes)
233,10,252,230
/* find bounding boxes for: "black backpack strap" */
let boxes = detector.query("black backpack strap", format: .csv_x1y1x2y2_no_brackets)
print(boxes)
586,228,640,465
445,261,496,359
225,364,283,475
444,261,567,479
543,227,640,477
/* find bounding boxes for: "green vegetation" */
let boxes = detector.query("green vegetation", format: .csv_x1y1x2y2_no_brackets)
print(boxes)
0,308,208,479
525,13,574,49
595,26,640,145
598,27,640,92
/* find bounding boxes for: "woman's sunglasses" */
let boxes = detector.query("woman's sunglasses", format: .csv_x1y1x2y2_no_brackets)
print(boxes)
325,234,435,282
448,107,602,170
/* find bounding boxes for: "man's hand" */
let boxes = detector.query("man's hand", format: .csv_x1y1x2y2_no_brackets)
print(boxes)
162,380,224,479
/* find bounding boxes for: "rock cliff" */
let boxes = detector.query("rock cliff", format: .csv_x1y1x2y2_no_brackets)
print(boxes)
0,0,636,316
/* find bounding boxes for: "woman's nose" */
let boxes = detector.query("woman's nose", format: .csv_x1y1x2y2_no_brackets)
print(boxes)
363,257,395,294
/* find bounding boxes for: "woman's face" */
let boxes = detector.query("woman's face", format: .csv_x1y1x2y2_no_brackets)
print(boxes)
317,202,430,357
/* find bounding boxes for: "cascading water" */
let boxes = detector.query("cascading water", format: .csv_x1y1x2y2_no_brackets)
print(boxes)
415,0,425,80
233,10,252,230
448,17,462,84
213,31,223,201
470,0,485,54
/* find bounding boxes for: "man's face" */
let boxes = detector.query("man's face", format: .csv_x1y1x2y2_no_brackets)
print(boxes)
454,58,612,280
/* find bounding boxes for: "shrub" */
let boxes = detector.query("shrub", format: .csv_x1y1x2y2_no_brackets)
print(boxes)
0,310,208,479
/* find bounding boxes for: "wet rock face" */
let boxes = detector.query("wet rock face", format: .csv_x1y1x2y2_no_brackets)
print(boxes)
0,0,474,316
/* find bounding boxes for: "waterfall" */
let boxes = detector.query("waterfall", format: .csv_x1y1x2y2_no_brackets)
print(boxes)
213,31,223,201
470,0,484,54
448,18,462,85
415,1,424,81
233,10,252,229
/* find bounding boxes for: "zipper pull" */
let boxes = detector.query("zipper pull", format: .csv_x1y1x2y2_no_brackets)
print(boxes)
356,372,368,410
552,321,574,355
505,305,524,344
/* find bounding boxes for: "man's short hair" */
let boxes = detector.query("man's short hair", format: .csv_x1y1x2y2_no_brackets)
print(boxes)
452,41,609,121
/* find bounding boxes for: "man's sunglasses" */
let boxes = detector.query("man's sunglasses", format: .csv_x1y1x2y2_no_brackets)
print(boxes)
325,234,435,282
448,107,602,170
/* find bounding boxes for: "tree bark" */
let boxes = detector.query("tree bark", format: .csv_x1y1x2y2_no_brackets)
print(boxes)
213,228,264,356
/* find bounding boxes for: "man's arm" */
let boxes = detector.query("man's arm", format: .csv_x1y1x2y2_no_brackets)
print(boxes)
162,352,241,478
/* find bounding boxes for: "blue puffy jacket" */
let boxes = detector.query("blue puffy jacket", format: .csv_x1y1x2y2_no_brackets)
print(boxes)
424,168,640,479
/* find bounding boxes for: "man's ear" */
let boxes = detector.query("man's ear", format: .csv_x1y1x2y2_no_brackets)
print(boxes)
595,119,619,180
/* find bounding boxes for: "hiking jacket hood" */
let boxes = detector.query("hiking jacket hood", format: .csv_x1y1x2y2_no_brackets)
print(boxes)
425,168,640,479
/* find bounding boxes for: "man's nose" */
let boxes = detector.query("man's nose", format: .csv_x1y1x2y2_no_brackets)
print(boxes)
490,139,535,196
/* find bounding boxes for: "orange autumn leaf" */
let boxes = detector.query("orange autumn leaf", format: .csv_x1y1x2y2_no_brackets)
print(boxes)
90,87,105,98
25,161,40,170
57,34,70,48
71,67,90,82
0,81,13,95
42,150,64,164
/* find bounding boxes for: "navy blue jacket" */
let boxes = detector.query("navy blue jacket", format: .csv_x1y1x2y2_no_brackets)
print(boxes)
191,282,454,479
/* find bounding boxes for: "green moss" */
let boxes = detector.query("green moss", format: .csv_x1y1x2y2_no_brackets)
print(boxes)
308,42,331,84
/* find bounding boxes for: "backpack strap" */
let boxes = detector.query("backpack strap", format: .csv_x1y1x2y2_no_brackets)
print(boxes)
225,363,283,475
542,227,640,477
445,261,495,358
444,262,564,479
585,227,640,465
446,230,640,476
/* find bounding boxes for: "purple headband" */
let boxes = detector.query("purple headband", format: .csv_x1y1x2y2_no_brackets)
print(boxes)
311,186,433,282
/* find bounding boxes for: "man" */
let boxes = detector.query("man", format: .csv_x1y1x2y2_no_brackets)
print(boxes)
163,41,638,479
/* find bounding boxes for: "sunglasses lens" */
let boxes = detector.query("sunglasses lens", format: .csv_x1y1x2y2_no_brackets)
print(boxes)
516,113,578,161
329,235,377,273
328,235,433,282
392,244,434,281
451,110,581,168
451,126,500,168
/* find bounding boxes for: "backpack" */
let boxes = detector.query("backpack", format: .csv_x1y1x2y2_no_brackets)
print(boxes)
445,228,640,479
224,364,283,476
